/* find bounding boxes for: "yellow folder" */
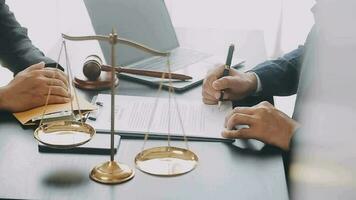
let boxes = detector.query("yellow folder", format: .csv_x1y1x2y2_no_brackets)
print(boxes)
13,95,96,125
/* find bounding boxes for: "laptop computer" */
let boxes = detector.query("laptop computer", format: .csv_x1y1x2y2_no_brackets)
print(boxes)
83,0,224,91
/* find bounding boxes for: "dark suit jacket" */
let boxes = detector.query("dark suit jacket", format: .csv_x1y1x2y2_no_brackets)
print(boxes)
250,26,321,100
233,28,315,108
252,46,305,97
232,46,304,108
0,0,56,75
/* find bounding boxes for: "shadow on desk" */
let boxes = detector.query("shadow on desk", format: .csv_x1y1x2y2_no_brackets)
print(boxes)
42,168,88,188
0,111,37,131
226,141,282,157
0,111,14,122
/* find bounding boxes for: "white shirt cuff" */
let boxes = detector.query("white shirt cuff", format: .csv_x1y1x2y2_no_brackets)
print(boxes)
252,72,262,94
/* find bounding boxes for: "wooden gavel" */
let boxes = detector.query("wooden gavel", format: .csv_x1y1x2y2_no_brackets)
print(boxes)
83,55,192,81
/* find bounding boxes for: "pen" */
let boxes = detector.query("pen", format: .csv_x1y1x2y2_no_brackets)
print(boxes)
218,44,235,107
101,65,192,81
231,60,245,70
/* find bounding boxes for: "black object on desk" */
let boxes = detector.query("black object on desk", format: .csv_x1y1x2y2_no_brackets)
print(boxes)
38,134,120,155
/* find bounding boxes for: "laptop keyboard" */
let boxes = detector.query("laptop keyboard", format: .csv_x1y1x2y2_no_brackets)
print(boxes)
128,48,210,72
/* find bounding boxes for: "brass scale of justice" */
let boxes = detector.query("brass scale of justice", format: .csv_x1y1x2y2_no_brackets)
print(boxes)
33,28,199,184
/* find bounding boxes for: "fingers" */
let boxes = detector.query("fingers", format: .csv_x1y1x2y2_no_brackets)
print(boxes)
204,65,225,87
45,77,67,89
47,95,71,105
202,83,218,104
209,76,236,100
224,107,255,127
202,90,218,105
204,87,221,101
203,97,218,105
202,64,226,104
40,68,69,87
45,86,70,98
257,101,273,108
212,76,234,91
203,79,231,102
26,62,45,71
202,90,232,104
233,107,255,115
222,128,252,139
202,65,243,103
226,113,254,130
207,64,225,79
217,90,231,100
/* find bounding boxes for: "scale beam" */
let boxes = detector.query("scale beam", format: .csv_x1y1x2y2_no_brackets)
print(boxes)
62,33,170,57
62,34,110,42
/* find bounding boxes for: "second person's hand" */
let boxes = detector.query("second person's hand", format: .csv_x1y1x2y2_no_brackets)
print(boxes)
222,101,299,150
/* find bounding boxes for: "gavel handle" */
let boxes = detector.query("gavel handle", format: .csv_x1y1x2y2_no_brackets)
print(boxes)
101,65,192,81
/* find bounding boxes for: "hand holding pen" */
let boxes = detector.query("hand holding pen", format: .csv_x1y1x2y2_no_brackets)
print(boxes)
202,44,260,105
218,44,235,108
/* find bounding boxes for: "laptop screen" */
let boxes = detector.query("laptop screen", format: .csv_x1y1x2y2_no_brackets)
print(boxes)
83,0,179,66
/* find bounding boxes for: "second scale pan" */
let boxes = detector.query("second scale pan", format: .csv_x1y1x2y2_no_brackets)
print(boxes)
135,146,198,176
34,121,95,149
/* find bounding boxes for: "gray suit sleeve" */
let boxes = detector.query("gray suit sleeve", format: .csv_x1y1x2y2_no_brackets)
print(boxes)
0,0,57,75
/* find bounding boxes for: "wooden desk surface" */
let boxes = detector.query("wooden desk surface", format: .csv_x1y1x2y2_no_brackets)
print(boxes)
0,28,288,200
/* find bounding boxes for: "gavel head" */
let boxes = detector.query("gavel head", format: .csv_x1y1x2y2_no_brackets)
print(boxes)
83,55,102,81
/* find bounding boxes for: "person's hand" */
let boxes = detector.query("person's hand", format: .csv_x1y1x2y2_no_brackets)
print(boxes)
0,62,70,112
202,64,258,105
222,101,299,150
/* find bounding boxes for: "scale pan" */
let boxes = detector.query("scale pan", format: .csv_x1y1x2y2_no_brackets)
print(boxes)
34,121,95,149
135,146,198,176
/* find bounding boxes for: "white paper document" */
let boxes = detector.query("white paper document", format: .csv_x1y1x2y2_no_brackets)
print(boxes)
87,94,233,141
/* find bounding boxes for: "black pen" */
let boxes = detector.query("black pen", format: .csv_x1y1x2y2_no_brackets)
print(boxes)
218,44,235,108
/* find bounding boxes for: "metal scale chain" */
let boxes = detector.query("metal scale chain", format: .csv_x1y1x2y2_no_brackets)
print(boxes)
38,40,84,127
140,55,190,153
